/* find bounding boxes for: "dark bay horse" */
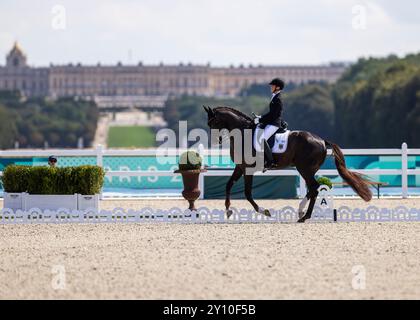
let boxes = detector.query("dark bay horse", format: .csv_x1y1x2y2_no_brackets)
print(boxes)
204,106,372,223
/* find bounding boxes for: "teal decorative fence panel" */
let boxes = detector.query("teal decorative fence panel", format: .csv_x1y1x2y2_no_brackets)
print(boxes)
1,153,420,198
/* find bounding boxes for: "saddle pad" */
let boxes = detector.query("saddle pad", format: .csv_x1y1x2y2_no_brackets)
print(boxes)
272,130,290,153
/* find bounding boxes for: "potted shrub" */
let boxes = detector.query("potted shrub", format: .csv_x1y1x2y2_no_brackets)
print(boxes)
174,151,206,211
317,176,333,189
1,165,105,211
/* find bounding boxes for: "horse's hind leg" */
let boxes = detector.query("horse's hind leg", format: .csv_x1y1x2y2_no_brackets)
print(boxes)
244,174,271,217
225,166,243,218
298,194,310,220
295,134,327,223
297,174,320,223
298,190,318,223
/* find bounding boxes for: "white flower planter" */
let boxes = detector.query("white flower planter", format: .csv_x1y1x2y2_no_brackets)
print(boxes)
316,185,334,209
312,185,334,220
77,194,100,211
3,193,24,211
3,193,100,211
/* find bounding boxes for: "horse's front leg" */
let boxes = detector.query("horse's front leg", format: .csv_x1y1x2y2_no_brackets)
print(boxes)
225,166,243,219
244,174,271,217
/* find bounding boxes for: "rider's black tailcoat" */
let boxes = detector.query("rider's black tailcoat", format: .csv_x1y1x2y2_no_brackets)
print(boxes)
260,93,283,127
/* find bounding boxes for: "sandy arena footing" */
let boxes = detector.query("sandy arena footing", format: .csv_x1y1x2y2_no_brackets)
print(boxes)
0,198,419,299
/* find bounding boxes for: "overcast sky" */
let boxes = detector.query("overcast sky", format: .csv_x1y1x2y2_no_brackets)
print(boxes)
0,0,419,67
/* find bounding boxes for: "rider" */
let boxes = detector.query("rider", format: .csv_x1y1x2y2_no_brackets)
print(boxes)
254,78,285,169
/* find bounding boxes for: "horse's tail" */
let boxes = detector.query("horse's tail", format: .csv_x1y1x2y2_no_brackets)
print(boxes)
325,140,372,202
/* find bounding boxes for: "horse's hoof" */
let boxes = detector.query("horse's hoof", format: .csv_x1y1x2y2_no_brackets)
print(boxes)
298,211,306,219
258,208,271,217
297,217,306,223
226,210,233,219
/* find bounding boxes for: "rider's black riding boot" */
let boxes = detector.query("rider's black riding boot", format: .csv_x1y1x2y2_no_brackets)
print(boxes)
263,140,274,172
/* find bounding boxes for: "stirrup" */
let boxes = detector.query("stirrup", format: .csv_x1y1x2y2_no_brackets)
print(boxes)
262,162,274,173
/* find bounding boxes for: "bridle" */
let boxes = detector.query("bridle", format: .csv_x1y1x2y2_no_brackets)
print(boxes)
207,115,218,127
208,115,231,145
208,113,255,144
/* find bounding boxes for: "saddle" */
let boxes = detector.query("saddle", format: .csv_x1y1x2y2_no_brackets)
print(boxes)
266,120,288,148
253,121,290,154
268,130,290,153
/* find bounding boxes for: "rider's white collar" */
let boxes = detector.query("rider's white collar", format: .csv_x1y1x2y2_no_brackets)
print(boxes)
271,91,280,100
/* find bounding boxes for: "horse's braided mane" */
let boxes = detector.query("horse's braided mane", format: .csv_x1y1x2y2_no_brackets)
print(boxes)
214,106,253,122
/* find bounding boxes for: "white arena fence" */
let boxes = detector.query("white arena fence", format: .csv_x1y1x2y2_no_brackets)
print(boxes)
1,206,419,225
0,143,419,199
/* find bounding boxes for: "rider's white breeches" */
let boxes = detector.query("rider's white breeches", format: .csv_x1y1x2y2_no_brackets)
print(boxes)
254,124,280,152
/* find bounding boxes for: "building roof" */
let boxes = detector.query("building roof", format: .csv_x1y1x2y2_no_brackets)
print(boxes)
8,41,26,58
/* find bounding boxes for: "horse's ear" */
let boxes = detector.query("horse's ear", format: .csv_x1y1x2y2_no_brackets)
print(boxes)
203,106,214,117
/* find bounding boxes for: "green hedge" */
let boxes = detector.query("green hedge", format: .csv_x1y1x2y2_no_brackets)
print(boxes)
1,165,105,195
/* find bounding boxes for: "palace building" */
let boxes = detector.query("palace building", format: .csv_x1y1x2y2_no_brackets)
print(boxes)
0,42,347,102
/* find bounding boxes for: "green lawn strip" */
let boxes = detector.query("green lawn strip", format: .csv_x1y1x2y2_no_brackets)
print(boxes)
107,126,155,148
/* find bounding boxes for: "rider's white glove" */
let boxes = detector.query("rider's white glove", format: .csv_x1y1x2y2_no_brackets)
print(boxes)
254,116,261,125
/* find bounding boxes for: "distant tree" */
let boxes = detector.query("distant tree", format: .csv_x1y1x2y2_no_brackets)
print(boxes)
65,133,78,146
334,53,420,147
29,131,44,146
0,93,99,149
239,81,326,97
240,83,268,97
283,84,335,140
0,104,17,149
164,97,181,134
0,90,21,105
48,132,61,146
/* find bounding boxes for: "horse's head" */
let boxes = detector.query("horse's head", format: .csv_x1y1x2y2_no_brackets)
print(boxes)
203,105,254,145
203,106,253,131
203,106,223,130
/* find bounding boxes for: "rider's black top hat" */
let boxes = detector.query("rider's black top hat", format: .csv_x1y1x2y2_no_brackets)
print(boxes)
269,78,285,90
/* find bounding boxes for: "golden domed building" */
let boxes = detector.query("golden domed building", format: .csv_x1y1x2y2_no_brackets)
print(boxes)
0,42,49,97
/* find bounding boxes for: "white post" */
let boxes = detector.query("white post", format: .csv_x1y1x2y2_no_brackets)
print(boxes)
96,144,104,200
199,173,205,200
197,143,205,161
198,143,205,200
299,175,306,199
401,142,408,199
96,144,104,167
